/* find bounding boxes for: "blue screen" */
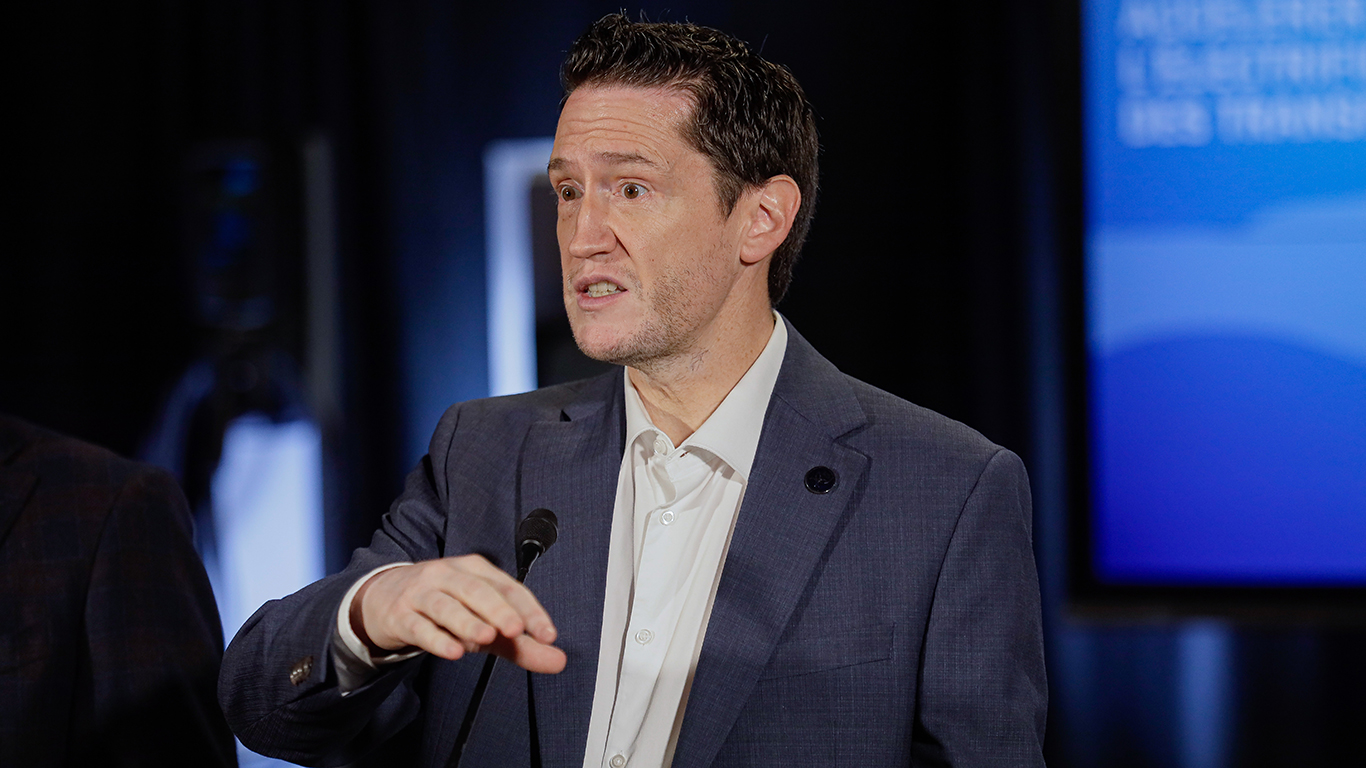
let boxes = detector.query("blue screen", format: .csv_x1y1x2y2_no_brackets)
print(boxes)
1083,0,1366,584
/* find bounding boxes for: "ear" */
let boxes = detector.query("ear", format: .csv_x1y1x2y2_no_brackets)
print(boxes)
738,175,801,266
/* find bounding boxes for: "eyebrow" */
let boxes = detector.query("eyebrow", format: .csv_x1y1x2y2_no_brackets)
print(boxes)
547,151,660,175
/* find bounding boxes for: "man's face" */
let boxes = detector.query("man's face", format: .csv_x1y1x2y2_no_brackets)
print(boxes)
548,84,754,368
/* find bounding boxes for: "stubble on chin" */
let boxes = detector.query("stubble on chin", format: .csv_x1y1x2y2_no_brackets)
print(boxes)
566,271,693,370
568,307,674,368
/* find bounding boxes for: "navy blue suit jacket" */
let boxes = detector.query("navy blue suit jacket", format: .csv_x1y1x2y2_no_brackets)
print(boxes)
220,322,1047,766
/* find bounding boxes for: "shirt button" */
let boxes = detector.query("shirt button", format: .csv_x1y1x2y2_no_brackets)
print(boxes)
653,435,668,455
635,628,653,645
610,755,626,768
660,509,675,525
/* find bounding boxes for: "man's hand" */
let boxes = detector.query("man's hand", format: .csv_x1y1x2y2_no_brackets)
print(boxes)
351,555,567,674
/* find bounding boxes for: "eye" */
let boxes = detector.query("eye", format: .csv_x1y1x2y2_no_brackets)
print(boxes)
622,183,643,199
558,185,579,202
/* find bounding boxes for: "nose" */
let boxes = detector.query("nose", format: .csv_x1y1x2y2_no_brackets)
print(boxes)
562,191,614,261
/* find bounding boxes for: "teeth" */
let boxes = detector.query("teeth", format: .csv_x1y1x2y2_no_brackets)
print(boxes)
586,281,621,298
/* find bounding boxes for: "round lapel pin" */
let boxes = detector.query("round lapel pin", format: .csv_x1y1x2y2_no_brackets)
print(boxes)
804,466,838,494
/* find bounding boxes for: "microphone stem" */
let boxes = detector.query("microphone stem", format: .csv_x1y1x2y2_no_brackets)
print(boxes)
449,548,545,768
517,542,544,581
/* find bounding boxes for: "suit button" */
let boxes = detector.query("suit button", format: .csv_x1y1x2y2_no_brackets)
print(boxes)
804,466,838,494
289,655,314,686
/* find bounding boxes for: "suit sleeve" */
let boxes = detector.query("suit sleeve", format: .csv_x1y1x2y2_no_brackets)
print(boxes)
80,465,238,767
218,405,465,766
911,448,1048,767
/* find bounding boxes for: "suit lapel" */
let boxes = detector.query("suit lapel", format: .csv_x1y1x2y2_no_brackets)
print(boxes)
672,324,869,768
517,374,625,768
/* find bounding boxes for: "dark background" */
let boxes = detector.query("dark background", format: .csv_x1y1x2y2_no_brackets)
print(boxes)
4,1,1362,766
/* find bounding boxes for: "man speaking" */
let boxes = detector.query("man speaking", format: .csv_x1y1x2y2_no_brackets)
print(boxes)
220,14,1047,767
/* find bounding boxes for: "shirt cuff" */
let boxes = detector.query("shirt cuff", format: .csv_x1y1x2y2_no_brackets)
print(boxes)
333,562,424,694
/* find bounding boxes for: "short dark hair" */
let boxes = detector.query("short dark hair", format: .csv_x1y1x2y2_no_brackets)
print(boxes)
561,13,819,305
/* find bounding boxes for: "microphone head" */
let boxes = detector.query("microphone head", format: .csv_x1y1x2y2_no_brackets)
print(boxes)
517,508,559,553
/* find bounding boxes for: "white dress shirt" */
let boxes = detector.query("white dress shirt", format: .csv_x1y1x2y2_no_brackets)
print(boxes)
582,316,786,768
332,316,788,768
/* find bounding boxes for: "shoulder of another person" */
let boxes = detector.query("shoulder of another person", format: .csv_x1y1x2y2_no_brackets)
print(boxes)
2,416,184,513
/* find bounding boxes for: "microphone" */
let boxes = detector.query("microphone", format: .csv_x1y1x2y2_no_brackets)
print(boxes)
514,508,557,768
516,508,559,582
450,508,559,768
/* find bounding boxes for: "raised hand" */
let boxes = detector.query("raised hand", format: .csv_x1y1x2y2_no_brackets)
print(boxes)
351,554,566,674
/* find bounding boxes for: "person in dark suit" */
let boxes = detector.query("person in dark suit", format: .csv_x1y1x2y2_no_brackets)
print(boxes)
220,14,1046,767
0,415,237,767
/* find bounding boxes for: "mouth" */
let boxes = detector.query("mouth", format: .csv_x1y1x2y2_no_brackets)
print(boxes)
583,280,623,298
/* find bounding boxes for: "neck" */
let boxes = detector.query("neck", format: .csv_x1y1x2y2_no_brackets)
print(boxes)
628,309,776,446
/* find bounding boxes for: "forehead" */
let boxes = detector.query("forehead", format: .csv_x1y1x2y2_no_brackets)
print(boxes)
550,84,698,171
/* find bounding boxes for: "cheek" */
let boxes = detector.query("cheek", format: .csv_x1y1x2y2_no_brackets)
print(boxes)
615,204,695,255
556,212,574,246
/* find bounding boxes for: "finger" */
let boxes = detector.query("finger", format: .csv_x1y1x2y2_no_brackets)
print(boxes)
415,591,499,648
404,615,466,661
490,579,558,645
453,557,558,643
482,632,568,675
438,568,528,638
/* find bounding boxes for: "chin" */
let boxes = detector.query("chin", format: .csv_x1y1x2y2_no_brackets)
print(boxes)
570,324,627,364
571,324,664,368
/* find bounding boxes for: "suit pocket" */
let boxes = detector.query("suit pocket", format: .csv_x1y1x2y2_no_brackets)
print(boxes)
757,621,894,680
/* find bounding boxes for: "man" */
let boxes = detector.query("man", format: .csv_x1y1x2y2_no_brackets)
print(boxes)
220,14,1046,767
0,414,237,767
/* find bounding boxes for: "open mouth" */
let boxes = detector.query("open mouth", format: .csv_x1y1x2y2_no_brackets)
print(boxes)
585,280,623,298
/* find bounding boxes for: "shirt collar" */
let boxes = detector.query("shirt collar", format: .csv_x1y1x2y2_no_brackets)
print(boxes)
623,312,788,481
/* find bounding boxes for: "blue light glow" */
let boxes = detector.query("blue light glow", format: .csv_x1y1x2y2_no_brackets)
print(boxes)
1084,0,1366,585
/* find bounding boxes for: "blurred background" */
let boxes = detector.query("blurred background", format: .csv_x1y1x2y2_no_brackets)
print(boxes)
3,1,1362,766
